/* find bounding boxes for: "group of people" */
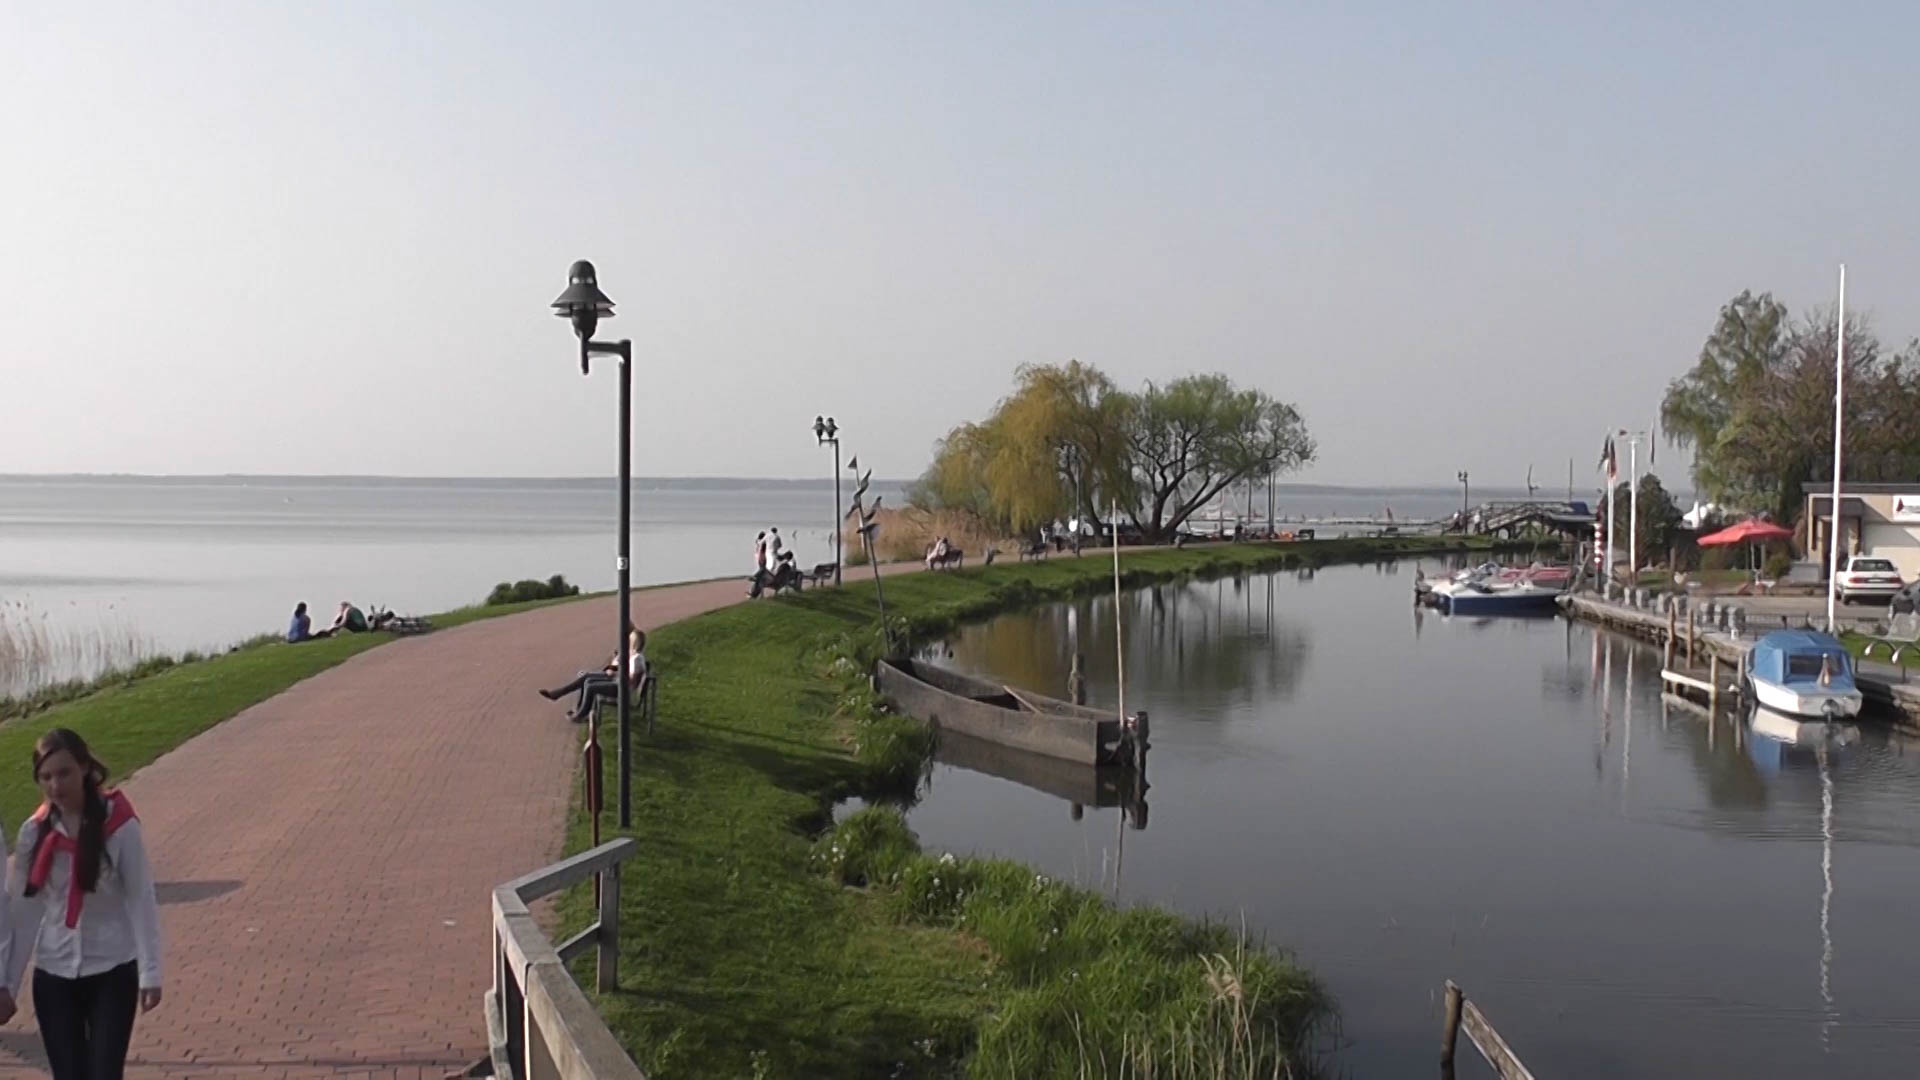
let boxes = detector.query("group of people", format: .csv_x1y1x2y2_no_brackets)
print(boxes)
538,625,649,723
925,535,955,569
749,528,803,597
0,728,166,1078
285,601,382,643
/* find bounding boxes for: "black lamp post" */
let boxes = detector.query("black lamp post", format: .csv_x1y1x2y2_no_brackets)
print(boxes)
551,259,635,829
813,416,842,586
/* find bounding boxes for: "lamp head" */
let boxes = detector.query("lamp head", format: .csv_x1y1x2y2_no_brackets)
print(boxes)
551,259,616,355
813,416,826,441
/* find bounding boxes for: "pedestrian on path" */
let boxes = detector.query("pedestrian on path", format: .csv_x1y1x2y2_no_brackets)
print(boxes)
2,728,164,1080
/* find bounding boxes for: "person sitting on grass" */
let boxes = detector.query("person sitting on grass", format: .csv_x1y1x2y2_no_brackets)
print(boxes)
330,602,369,635
538,627,648,723
286,602,334,643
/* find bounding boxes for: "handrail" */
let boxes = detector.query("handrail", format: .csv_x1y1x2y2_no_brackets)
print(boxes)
487,838,646,1080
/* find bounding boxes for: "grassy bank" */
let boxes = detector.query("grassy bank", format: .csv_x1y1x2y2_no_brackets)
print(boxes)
565,537,1528,1077
0,592,588,828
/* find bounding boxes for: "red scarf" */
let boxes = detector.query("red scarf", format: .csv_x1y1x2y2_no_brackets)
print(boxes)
28,791,137,929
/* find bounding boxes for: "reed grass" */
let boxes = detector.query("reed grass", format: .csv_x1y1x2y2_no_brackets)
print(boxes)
0,600,160,705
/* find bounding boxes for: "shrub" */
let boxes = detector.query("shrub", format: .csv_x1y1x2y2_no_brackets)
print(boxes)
813,806,919,887
485,574,581,606
1763,551,1794,580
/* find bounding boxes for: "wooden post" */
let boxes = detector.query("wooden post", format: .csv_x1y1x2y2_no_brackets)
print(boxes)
1709,653,1721,712
596,864,621,993
1665,606,1677,669
1068,654,1087,706
1687,607,1697,667
1441,981,1464,1070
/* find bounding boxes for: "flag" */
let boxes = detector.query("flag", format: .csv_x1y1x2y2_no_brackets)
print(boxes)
1599,435,1617,483
1650,420,1657,465
846,455,859,472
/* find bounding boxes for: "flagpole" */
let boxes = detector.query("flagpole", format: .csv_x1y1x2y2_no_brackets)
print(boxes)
1628,434,1639,582
1826,264,1847,633
1604,435,1616,593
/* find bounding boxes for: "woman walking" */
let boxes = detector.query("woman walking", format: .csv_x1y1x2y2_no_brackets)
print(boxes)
4,728,163,1079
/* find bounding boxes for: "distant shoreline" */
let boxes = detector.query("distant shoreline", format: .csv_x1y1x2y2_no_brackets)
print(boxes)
0,473,1590,499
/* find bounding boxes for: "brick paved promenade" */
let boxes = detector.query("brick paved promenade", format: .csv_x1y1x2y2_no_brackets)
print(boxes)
0,571,882,1078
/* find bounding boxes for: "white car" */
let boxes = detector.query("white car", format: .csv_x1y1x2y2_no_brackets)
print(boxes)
1834,555,1905,604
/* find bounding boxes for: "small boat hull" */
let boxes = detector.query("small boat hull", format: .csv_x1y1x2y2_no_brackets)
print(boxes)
1435,584,1562,615
876,658,1130,766
1749,676,1863,720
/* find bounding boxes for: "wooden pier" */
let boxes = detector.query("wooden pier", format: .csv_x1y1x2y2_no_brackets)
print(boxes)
1559,592,1920,724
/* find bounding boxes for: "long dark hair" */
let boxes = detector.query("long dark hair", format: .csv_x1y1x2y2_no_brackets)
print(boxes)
28,728,111,894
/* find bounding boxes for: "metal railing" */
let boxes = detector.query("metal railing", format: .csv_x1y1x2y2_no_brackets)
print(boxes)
487,838,646,1080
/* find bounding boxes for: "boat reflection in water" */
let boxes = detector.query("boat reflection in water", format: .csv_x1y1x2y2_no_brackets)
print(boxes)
934,728,1150,832
1745,704,1848,1053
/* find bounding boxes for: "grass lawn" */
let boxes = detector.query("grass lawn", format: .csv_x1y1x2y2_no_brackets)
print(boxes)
0,592,588,829
563,536,1527,1078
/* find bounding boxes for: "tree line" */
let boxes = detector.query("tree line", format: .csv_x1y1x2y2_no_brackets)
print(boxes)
910,361,1315,541
1662,290,1920,523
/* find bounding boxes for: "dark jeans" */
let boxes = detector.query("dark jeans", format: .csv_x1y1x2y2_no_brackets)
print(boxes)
33,961,138,1080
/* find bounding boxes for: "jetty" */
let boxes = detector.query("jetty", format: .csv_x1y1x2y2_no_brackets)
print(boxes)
1559,591,1920,724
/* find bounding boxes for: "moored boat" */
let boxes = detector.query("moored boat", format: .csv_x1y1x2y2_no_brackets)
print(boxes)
1744,630,1864,720
876,658,1143,766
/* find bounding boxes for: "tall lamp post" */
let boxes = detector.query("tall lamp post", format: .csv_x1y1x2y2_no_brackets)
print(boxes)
1058,444,1083,555
813,416,842,586
1457,470,1471,525
550,259,636,829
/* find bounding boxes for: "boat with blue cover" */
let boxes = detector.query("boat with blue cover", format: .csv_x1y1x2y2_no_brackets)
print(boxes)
1744,629,1863,719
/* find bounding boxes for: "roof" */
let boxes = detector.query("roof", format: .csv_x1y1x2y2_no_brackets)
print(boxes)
1801,481,1920,493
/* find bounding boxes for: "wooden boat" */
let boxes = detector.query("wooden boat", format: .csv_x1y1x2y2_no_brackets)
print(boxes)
876,658,1140,766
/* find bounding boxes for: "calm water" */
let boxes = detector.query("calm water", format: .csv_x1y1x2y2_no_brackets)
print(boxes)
0,476,898,694
911,562,1920,1078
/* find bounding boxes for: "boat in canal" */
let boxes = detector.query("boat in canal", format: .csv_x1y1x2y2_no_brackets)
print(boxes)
1416,563,1571,614
1744,629,1864,720
876,657,1144,767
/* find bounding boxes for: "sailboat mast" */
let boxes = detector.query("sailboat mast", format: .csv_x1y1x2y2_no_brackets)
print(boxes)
1826,264,1847,633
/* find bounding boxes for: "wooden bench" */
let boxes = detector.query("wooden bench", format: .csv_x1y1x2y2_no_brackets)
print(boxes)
1019,541,1049,562
805,562,838,586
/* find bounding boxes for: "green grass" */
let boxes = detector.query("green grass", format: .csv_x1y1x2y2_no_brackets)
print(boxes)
0,592,590,829
1842,631,1920,670
560,536,1532,1077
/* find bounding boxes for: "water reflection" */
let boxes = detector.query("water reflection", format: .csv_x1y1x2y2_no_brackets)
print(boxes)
905,561,1920,1078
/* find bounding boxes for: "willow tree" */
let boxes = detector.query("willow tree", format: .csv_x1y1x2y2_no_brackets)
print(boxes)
1121,374,1314,540
913,361,1134,534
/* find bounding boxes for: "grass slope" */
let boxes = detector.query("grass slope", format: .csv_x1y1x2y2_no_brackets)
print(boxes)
566,538,1519,1077
0,594,583,828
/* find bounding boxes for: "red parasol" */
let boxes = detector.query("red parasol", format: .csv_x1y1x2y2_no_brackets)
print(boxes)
1696,518,1794,546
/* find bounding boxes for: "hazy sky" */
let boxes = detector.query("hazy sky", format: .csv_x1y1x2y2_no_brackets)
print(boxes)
5,3,1918,486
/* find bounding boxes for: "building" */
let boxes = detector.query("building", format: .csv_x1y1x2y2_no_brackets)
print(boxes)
1802,482,1920,580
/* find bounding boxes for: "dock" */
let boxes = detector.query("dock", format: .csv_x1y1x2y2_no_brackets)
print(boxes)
1559,592,1920,725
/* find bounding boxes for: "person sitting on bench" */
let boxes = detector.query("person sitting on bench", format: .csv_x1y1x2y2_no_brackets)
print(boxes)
539,627,648,723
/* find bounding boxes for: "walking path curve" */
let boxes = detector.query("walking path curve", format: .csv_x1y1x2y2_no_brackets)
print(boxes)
0,565,925,1078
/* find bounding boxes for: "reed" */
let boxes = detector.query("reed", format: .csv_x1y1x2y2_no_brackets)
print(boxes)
0,600,161,710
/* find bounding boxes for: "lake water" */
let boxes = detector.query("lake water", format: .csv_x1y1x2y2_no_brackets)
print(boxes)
0,475,899,695
910,561,1920,1078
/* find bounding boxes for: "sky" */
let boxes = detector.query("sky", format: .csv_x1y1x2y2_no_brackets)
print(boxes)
4,2,1918,488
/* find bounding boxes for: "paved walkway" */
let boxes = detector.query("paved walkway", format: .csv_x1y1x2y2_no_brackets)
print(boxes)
0,568,918,1078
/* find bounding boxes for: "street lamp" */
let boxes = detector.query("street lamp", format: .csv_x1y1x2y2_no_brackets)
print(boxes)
1457,470,1471,523
1057,444,1083,555
813,416,842,586
551,259,636,830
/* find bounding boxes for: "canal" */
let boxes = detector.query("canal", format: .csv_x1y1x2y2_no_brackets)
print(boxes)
907,560,1920,1078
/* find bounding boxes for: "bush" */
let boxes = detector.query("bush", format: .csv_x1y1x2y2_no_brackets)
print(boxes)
1763,551,1794,580
485,574,581,606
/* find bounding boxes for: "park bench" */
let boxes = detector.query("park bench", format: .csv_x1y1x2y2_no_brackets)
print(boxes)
806,562,837,586
1862,611,1920,670
1019,541,1048,562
